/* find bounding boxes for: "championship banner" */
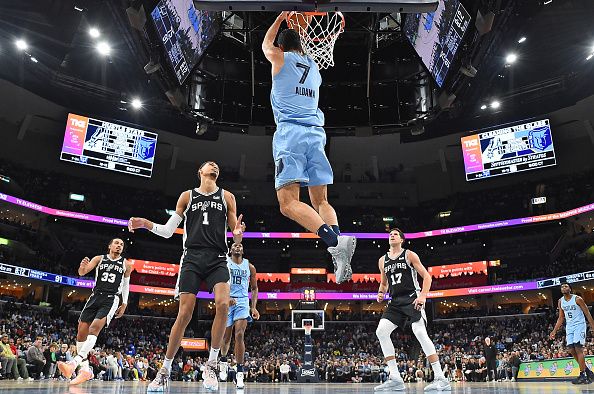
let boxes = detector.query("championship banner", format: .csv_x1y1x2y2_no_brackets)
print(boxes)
518,357,594,379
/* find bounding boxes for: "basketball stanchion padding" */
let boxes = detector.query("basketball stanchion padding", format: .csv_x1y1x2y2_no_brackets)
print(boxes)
286,11,345,70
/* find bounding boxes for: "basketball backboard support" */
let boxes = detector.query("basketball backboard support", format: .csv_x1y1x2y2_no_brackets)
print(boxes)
193,0,438,13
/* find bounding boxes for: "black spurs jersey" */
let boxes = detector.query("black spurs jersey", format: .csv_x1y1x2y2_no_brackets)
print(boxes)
183,187,228,253
383,249,421,297
94,254,126,295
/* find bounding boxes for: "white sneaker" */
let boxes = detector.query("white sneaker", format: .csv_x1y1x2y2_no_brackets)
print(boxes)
26,377,34,381
236,371,244,389
424,377,451,391
219,361,228,381
328,235,356,283
147,367,169,392
374,378,405,391
202,361,219,391
17,377,23,381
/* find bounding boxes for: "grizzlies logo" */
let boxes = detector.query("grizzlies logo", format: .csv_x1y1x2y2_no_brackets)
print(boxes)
528,126,552,151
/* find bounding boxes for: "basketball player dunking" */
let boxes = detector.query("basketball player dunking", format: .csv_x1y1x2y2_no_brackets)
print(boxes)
374,229,450,391
550,282,594,384
127,161,245,392
57,238,133,385
263,12,356,284
219,242,259,389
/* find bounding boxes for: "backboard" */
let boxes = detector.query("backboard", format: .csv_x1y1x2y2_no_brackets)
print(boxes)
291,310,325,331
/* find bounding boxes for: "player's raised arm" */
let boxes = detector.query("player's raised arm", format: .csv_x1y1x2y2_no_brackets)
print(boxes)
249,263,260,320
550,299,565,339
78,255,101,276
377,257,388,303
224,190,245,244
128,191,189,238
408,251,432,311
262,12,287,65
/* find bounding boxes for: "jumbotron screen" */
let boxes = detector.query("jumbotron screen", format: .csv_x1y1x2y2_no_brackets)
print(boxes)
461,118,556,181
60,113,158,178
404,0,471,87
151,0,220,84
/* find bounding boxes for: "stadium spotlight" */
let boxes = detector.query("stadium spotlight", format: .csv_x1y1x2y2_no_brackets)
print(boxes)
505,53,518,65
490,100,501,109
15,39,28,51
89,27,100,38
480,104,487,110
96,41,111,56
588,54,593,61
518,37,527,44
131,98,143,109
30,57,38,63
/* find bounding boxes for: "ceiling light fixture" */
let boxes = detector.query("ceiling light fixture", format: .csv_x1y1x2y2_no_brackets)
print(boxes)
15,39,28,51
89,27,100,39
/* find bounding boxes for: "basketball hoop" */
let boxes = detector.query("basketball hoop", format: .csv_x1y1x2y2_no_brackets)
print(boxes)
286,11,345,70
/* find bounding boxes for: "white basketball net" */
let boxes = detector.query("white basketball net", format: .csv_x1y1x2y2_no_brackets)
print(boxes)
304,323,313,336
286,12,345,70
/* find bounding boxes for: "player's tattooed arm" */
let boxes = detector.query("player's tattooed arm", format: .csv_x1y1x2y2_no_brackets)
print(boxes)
78,255,101,276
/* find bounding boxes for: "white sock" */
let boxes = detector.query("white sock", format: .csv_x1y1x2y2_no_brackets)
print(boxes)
208,348,220,363
76,341,85,355
163,358,173,373
81,359,90,370
431,360,445,380
75,335,97,365
387,359,402,381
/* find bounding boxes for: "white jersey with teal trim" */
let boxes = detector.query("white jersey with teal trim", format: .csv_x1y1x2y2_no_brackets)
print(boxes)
270,51,324,127
561,294,586,328
228,257,250,298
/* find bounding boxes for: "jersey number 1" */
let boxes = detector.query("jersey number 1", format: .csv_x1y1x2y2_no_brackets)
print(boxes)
296,63,310,84
390,273,402,286
202,212,209,225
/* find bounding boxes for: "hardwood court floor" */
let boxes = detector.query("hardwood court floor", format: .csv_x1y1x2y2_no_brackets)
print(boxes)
0,380,590,393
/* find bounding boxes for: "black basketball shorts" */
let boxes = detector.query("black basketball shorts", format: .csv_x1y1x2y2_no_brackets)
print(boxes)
175,248,230,299
381,291,426,328
79,292,121,326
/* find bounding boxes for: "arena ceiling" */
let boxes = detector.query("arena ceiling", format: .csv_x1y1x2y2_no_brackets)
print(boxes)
0,0,593,139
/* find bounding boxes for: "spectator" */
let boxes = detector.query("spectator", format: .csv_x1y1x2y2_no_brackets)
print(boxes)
26,337,46,379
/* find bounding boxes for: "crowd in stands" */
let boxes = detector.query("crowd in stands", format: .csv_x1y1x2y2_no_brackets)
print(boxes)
1,299,592,384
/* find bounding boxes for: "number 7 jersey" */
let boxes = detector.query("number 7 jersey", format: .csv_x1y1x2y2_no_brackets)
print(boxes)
383,249,421,297
270,51,324,127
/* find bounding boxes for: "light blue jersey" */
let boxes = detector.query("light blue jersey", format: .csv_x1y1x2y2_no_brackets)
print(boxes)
561,294,587,346
227,257,252,327
270,51,324,127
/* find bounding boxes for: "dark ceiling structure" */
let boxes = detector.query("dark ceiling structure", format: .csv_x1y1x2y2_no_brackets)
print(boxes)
0,0,593,140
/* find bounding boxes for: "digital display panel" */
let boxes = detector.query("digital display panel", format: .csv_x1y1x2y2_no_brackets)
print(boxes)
404,0,471,87
461,119,556,181
151,0,220,84
60,113,157,178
